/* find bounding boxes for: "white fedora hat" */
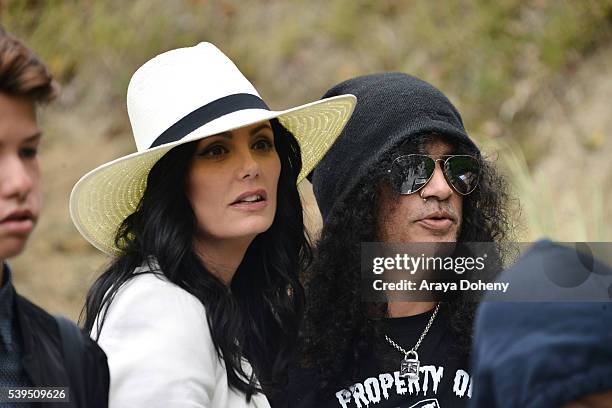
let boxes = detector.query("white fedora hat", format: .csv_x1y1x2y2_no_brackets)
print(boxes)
70,42,356,255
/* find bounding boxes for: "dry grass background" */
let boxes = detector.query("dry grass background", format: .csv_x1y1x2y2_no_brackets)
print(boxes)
1,0,611,319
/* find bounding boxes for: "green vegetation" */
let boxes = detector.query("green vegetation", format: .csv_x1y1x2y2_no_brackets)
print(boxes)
4,1,611,117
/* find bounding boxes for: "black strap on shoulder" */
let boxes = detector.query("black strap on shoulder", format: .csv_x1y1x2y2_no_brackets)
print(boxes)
55,316,86,408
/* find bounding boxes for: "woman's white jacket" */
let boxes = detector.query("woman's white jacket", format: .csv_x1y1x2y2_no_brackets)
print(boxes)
92,265,271,408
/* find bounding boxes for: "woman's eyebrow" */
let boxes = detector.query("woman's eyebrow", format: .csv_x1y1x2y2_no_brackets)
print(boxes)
249,124,272,136
210,132,232,139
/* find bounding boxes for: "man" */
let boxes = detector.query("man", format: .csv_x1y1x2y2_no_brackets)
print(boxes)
0,27,108,407
286,73,511,407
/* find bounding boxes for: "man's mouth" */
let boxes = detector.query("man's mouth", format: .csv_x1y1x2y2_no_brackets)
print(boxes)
417,211,455,231
1,209,33,223
0,209,35,234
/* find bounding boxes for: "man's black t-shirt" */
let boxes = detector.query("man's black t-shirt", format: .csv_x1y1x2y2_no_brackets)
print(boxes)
284,308,472,408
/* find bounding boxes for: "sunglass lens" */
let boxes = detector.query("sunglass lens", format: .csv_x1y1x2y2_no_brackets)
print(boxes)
445,156,480,194
390,155,435,194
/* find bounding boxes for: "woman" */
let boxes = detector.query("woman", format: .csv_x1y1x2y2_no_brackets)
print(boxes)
69,43,355,407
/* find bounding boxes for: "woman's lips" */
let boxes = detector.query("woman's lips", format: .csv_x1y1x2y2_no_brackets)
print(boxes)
231,189,267,204
230,189,268,211
229,200,268,211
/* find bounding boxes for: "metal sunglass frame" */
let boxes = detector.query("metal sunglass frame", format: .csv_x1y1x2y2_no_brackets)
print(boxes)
387,154,481,196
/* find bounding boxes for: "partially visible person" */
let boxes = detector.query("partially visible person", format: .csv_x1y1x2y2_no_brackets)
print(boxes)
72,43,355,407
470,240,612,408
0,27,109,407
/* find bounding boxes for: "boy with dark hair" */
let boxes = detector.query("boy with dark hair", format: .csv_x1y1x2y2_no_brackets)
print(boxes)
0,27,109,407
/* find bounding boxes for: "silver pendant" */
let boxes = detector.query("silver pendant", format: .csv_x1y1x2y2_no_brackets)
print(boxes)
400,350,420,380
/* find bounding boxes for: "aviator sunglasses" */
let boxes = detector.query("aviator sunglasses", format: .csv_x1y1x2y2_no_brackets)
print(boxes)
388,154,480,195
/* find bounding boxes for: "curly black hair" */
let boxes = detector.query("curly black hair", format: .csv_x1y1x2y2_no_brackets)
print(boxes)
300,133,514,391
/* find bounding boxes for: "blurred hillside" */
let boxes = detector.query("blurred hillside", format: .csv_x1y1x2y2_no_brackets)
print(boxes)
1,0,612,318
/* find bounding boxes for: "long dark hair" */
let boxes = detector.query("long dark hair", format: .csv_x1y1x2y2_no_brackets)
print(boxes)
300,133,514,391
81,119,310,400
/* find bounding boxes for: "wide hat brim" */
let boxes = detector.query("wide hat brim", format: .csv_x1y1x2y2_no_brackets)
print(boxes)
70,94,356,255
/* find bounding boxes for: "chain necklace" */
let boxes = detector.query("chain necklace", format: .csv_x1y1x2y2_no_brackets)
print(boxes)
384,303,440,381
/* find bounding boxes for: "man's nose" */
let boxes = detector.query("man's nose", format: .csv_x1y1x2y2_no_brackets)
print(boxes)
420,162,453,201
0,155,33,201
